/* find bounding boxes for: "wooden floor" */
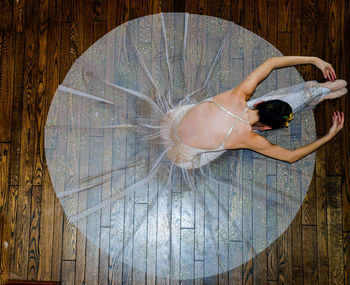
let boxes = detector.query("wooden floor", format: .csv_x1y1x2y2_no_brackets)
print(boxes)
0,0,349,284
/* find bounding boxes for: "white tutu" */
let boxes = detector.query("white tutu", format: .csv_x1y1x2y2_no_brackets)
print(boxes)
44,13,318,280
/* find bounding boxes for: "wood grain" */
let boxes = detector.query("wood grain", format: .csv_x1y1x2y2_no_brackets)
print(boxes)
326,176,344,284
0,28,14,142
8,31,25,187
32,0,49,186
0,143,10,283
344,232,350,285
0,0,349,284
13,0,25,33
27,186,41,280
302,225,318,284
14,0,39,278
340,0,350,232
325,0,342,175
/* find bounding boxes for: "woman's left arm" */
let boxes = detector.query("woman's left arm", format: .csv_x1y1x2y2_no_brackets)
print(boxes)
235,56,336,101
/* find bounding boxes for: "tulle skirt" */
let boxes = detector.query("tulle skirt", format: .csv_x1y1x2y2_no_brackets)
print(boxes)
44,13,318,280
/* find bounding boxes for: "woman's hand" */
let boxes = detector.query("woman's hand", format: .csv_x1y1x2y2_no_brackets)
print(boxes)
327,111,344,138
314,58,337,81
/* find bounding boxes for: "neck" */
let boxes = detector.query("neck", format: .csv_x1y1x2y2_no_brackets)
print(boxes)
246,108,260,126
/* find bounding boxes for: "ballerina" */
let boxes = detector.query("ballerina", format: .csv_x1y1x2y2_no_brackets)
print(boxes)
162,55,346,169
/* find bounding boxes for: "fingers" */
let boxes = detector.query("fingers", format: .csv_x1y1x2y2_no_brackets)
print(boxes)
325,66,336,81
330,65,337,80
332,111,345,128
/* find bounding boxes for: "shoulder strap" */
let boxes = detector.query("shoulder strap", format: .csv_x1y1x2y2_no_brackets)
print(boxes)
212,99,250,124
211,99,250,146
222,106,249,144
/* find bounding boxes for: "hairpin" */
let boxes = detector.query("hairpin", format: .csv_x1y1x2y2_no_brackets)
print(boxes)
283,113,294,127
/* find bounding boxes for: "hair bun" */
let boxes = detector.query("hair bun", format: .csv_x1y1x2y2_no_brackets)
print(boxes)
256,100,293,129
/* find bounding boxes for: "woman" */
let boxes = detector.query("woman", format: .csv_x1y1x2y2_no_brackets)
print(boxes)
162,56,346,169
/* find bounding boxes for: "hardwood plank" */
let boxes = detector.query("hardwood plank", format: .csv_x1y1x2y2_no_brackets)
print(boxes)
94,0,109,23
14,0,39,278
107,20,128,284
340,0,350,232
302,175,317,226
276,226,292,285
37,155,55,281
170,192,181,283
324,0,342,176
0,0,13,30
9,31,25,186
0,28,15,142
180,228,194,281
230,0,245,26
315,147,329,284
243,0,254,34
98,227,109,285
114,0,130,27
51,198,64,282
106,0,117,32
61,260,75,285
60,0,72,23
277,32,291,58
85,137,102,285
43,1,62,282
276,138,292,285
266,0,278,46
252,159,267,285
241,152,253,285
60,21,77,262
32,0,49,186
206,0,230,20
161,0,175,13
0,143,10,283
68,2,86,285
277,0,292,33
83,0,94,55
344,232,350,285
266,176,277,282
5,185,18,281
184,0,198,14
194,261,204,285
300,0,316,80
131,204,147,284
229,242,242,285
13,0,25,33
254,0,268,39
291,210,302,268
326,176,344,284
27,186,41,280
51,14,70,281
302,225,317,284
99,2,115,233
290,0,302,83
292,266,303,285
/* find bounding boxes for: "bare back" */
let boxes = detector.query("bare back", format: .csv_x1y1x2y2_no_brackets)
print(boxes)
177,90,252,150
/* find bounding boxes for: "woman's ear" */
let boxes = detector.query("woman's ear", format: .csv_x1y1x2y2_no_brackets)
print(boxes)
258,125,272,131
253,101,265,109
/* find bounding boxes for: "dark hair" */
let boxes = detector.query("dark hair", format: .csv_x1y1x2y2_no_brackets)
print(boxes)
256,99,292,129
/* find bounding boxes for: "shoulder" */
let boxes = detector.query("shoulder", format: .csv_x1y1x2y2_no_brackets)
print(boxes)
230,131,272,150
224,127,255,149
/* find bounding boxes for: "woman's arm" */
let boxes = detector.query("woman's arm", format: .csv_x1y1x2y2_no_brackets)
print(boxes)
242,111,344,163
234,56,336,101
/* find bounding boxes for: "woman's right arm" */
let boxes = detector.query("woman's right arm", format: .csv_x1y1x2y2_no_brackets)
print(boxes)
242,111,344,163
